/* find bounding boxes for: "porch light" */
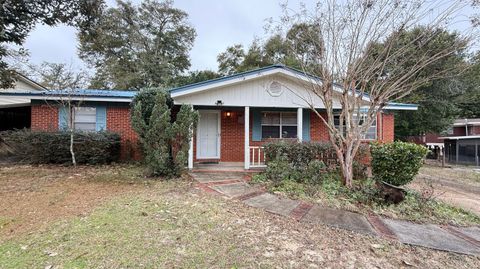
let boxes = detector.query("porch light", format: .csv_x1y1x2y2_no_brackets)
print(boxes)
226,111,232,117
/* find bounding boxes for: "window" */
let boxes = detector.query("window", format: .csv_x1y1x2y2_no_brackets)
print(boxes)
334,113,377,140
261,112,297,139
73,107,96,131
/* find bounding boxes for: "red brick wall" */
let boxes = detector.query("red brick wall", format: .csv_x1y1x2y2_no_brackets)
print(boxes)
310,111,330,141
31,104,58,131
380,113,394,142
453,126,466,136
220,110,245,162
106,107,140,160
193,109,396,163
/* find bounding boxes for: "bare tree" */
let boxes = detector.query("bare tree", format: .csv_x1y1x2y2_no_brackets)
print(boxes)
275,0,478,187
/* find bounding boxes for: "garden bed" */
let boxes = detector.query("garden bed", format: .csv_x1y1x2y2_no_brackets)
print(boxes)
252,170,480,226
253,141,480,226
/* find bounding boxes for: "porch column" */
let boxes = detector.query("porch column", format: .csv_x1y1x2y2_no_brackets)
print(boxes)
297,107,303,142
188,127,194,169
244,106,250,169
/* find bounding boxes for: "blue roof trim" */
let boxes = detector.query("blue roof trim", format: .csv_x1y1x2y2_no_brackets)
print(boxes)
384,102,419,109
386,102,418,108
0,89,138,98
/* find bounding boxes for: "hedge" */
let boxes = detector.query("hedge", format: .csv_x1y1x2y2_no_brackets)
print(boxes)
0,129,121,164
264,141,369,170
371,141,428,186
262,141,370,183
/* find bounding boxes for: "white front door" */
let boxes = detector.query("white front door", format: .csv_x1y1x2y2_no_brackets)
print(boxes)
197,110,220,159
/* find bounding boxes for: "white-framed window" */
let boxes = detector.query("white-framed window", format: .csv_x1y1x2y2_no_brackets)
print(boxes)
261,111,297,139
72,107,96,131
334,113,377,140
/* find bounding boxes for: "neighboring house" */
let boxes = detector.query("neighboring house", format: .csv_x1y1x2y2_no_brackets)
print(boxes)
0,65,417,168
0,72,48,131
408,119,480,166
440,119,480,166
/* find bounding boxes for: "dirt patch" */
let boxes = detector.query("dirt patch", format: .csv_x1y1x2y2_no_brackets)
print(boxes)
0,164,152,240
1,165,479,268
412,165,480,216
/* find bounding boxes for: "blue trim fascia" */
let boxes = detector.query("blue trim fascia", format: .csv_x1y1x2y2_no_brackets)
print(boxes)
0,89,137,99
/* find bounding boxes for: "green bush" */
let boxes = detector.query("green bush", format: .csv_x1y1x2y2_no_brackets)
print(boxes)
262,141,369,184
371,142,428,186
0,129,121,164
264,141,337,169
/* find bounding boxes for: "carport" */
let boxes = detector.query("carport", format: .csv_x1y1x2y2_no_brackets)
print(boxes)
0,94,33,131
442,136,480,166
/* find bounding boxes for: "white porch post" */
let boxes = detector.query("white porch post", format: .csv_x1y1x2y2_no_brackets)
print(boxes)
188,127,194,169
244,106,250,169
297,107,303,142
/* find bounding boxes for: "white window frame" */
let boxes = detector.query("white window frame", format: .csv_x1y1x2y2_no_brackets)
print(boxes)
261,111,298,139
72,106,97,132
334,113,377,140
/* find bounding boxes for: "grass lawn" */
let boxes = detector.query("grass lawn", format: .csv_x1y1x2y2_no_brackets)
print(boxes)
1,165,479,268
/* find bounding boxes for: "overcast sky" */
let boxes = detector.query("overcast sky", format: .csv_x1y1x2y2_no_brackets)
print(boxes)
21,0,477,75
22,0,312,74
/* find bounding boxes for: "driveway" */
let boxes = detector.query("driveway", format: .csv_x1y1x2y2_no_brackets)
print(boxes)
411,166,480,216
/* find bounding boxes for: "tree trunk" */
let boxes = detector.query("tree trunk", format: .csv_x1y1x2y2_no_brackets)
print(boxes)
340,153,354,188
332,138,357,188
70,130,76,167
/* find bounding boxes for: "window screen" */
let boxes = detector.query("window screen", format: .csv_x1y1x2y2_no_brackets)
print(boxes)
334,113,377,140
73,107,96,131
261,111,297,139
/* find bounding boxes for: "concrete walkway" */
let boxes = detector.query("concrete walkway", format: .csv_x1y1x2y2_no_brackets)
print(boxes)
190,171,480,256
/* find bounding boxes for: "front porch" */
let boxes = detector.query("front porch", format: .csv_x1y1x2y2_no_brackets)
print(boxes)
191,161,266,172
187,106,308,170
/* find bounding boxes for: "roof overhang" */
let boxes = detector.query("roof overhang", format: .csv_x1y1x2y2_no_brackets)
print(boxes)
383,103,418,110
439,135,480,140
170,65,417,110
15,73,48,91
0,91,135,107
170,65,364,99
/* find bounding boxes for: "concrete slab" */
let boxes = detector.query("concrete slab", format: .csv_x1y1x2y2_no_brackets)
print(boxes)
244,193,300,217
211,182,256,198
190,173,244,183
383,218,480,255
301,206,376,236
457,226,480,242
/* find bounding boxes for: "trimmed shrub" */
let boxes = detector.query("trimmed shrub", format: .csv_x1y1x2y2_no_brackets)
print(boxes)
0,129,121,164
263,141,370,183
264,141,338,170
371,141,428,186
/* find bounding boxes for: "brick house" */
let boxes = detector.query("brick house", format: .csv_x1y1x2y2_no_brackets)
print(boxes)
0,65,417,169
